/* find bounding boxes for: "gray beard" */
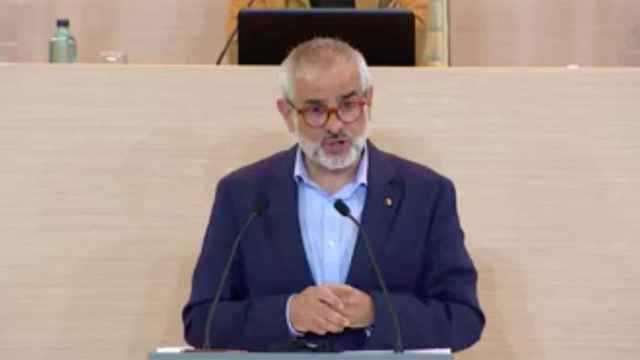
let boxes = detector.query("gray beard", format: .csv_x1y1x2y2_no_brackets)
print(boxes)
296,129,367,171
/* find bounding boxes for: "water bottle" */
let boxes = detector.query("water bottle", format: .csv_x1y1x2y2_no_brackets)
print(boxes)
49,19,77,63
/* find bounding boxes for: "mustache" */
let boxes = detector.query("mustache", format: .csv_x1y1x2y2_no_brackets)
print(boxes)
323,131,352,141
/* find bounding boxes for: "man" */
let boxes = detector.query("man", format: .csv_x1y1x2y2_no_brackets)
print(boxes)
224,0,429,65
182,37,484,352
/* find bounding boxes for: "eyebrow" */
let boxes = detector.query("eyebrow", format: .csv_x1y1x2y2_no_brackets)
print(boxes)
302,90,360,106
338,90,359,101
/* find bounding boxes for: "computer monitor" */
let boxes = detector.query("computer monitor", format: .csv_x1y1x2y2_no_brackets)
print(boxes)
237,8,415,66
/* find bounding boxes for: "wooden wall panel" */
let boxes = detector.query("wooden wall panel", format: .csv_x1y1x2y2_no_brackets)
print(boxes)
0,0,19,62
1,0,228,64
1,65,639,360
1,0,639,65
450,0,640,66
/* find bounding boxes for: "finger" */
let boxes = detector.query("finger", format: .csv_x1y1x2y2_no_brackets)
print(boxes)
316,313,346,334
309,324,327,336
321,303,350,328
308,313,339,335
324,283,355,297
315,285,346,310
324,320,345,334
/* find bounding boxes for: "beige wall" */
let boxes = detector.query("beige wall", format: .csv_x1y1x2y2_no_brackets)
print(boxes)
449,0,640,66
1,64,640,360
1,0,639,65
0,0,228,64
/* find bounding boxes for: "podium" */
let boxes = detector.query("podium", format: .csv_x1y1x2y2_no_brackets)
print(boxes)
149,351,452,360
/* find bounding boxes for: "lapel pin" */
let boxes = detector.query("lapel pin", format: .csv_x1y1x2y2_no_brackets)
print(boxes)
384,197,393,207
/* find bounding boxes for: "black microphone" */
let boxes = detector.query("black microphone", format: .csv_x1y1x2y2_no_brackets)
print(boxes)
215,0,257,65
203,198,268,349
333,199,404,353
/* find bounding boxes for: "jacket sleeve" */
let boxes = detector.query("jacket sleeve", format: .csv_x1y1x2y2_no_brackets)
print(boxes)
364,178,485,351
181,176,292,350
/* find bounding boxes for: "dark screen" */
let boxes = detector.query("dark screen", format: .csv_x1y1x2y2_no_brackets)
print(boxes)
310,0,355,7
238,9,415,66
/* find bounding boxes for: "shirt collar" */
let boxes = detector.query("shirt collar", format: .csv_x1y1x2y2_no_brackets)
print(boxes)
293,143,369,189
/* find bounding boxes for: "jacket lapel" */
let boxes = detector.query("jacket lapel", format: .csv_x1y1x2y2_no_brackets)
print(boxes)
264,146,316,288
347,142,404,289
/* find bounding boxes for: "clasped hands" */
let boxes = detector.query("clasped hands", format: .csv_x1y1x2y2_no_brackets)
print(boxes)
289,284,374,335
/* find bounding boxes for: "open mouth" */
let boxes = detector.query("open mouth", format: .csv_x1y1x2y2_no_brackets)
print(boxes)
322,138,351,154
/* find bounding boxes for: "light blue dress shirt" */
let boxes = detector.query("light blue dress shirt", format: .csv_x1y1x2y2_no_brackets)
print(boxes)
285,145,368,336
293,146,368,284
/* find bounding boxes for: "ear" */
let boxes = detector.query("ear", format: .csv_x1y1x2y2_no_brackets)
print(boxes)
276,98,296,133
366,86,374,106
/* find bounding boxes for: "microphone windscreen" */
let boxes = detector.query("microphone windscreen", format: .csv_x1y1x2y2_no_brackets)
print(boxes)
254,199,269,216
333,199,351,217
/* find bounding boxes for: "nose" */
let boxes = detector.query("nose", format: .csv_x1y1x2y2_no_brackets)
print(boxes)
324,110,344,134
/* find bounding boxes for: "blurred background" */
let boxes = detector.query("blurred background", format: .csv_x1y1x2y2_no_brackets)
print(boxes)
1,0,639,66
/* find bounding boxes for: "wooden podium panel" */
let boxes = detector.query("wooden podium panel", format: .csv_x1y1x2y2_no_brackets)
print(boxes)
1,65,639,360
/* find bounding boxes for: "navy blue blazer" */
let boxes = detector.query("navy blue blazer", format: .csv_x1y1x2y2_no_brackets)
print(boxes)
182,142,484,352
